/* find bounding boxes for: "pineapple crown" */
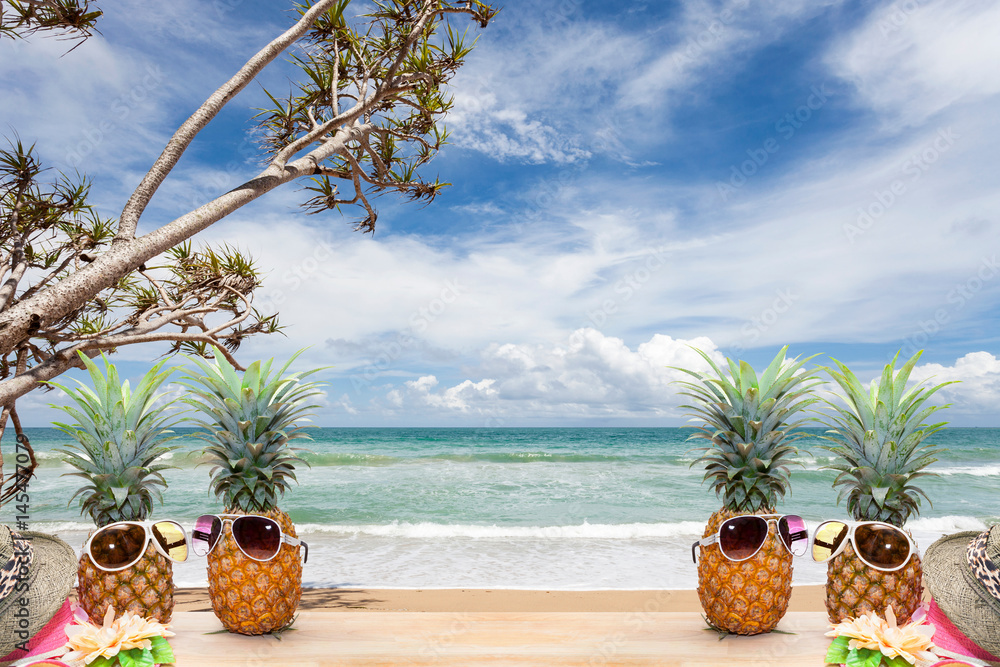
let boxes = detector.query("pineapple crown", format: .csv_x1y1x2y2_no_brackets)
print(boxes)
49,352,180,527
674,346,822,513
819,350,956,527
179,348,323,514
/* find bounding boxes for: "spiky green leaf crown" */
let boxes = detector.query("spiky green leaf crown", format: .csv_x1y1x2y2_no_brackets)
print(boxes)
49,352,179,527
819,350,955,526
674,346,822,513
179,348,323,514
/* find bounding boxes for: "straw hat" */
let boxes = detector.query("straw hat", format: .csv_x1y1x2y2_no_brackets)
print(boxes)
924,526,1000,660
0,526,76,658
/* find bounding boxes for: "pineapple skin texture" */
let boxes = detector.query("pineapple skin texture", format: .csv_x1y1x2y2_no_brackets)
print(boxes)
825,539,923,623
77,540,175,623
697,508,793,635
207,508,303,635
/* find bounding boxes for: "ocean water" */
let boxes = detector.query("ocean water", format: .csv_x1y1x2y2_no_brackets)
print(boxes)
10,427,998,590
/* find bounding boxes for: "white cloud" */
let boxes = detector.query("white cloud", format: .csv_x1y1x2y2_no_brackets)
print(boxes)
177,208,698,371
383,329,722,419
450,201,505,217
827,0,1000,128
6,1,1000,428
910,352,1000,415
388,375,498,412
383,345,1000,424
446,14,642,163
0,35,169,179
163,125,1000,378
621,0,838,109
620,0,758,105
448,1,841,165
449,88,591,164
336,393,359,416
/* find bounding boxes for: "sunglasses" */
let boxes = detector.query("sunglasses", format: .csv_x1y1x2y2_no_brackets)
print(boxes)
692,514,809,563
84,520,189,572
811,520,915,572
192,514,309,563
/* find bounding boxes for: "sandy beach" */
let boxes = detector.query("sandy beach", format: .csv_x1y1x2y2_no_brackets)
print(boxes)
173,584,827,613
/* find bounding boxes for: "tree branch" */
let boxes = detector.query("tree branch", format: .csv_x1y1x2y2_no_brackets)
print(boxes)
0,123,363,368
115,0,346,241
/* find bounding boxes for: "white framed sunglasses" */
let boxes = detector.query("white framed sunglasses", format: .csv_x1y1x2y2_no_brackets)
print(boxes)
84,520,189,572
692,514,809,563
192,514,308,563
811,520,915,572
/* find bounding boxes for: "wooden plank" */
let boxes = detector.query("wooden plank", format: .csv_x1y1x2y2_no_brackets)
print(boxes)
173,585,827,614
169,611,831,666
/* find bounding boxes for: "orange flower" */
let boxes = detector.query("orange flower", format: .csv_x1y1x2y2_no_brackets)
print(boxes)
826,606,937,665
61,607,174,666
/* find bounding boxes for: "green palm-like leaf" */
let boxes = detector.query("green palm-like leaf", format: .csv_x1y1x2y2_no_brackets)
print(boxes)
47,352,181,527
672,346,822,513
817,350,957,526
179,347,325,513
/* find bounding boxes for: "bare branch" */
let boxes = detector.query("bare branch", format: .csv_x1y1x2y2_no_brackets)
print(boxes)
138,267,176,309
340,149,376,230
331,36,339,114
115,0,346,240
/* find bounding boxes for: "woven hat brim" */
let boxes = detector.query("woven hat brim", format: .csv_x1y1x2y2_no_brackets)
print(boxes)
0,531,76,657
924,530,1000,659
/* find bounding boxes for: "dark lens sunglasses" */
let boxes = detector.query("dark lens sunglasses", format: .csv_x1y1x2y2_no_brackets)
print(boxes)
692,514,809,563
191,514,308,563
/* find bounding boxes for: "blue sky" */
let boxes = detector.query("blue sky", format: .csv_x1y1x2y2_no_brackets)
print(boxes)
2,0,1000,426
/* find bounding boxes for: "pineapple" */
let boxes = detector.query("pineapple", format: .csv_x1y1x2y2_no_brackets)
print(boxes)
819,351,953,623
675,346,820,635
181,349,322,635
51,352,179,622
76,542,175,623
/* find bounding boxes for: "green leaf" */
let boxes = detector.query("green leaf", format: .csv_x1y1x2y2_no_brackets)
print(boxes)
134,647,155,667
870,486,890,508
149,635,175,663
110,485,130,508
117,649,137,667
845,647,883,667
116,647,156,667
825,635,851,663
885,656,911,667
864,650,883,667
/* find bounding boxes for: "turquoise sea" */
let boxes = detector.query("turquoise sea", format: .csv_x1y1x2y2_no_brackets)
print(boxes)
11,427,998,589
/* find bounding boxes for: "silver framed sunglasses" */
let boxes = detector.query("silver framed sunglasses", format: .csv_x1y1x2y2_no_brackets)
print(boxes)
192,514,308,563
692,514,809,563
84,520,189,572
810,520,915,572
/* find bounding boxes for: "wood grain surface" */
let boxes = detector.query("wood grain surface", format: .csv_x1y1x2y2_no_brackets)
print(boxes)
169,611,831,666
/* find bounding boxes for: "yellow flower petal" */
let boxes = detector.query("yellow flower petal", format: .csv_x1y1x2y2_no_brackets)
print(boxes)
827,606,936,666
61,607,173,667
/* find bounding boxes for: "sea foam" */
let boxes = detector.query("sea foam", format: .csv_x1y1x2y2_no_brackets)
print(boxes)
293,521,707,539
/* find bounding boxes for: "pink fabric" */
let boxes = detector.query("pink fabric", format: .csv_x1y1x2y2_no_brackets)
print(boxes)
928,598,1000,663
0,598,72,662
